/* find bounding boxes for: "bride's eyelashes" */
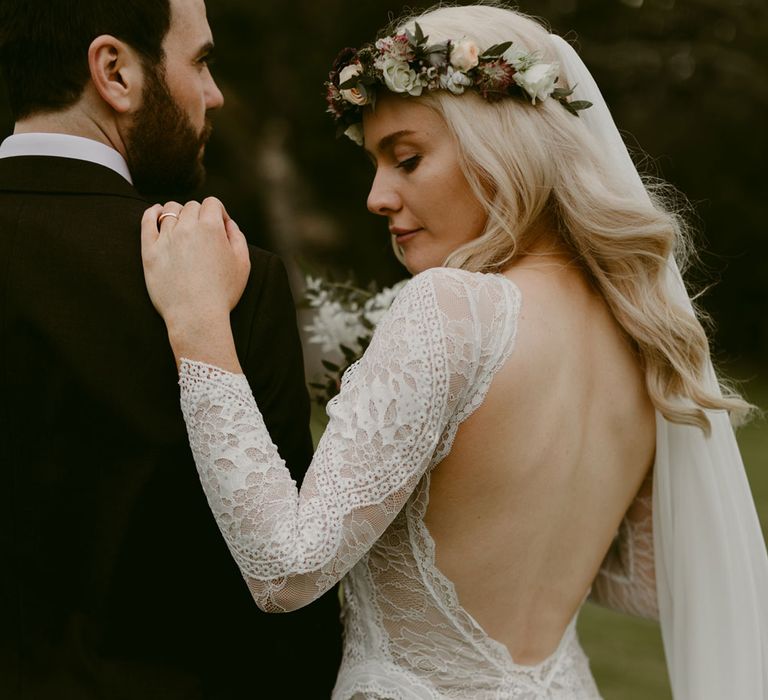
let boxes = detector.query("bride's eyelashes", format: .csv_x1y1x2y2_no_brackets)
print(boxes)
396,155,422,173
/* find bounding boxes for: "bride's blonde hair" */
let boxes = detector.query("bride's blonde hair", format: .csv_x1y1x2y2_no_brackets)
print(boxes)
391,3,750,432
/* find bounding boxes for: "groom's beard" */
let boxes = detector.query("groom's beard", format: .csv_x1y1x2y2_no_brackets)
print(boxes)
126,66,213,200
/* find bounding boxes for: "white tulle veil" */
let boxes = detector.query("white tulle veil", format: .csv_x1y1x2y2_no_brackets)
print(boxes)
548,34,768,699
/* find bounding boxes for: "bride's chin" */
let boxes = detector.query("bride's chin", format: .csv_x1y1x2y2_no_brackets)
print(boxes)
398,238,446,275
401,258,420,276
403,253,440,276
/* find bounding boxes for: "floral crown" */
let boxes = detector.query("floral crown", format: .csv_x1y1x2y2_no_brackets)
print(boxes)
325,23,592,145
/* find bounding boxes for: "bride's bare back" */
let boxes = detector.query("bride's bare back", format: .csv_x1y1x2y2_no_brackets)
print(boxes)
425,254,656,664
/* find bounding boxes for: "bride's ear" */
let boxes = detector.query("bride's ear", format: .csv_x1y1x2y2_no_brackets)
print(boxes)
87,35,145,115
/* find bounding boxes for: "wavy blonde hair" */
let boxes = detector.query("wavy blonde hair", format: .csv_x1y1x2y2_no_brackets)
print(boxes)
388,3,751,432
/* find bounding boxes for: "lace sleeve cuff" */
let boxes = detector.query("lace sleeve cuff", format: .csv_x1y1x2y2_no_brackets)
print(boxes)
179,358,252,406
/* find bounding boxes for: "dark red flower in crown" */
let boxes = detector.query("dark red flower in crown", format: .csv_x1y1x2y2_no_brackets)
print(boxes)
330,47,360,86
474,59,518,101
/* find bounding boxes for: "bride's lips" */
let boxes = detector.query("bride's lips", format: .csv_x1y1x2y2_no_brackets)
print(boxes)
390,227,422,244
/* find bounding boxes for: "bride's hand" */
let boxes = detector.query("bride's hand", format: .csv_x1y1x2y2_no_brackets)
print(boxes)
141,197,251,371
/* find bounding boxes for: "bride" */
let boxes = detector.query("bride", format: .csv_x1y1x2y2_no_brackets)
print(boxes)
140,5,768,698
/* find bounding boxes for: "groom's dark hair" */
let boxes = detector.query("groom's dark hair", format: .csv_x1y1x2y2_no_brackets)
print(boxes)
0,0,171,120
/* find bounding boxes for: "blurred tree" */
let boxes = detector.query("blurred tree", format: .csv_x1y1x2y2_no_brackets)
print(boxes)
1,0,765,363
203,0,767,363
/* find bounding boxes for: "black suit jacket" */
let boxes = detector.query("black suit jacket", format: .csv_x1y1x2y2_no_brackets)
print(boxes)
0,156,341,699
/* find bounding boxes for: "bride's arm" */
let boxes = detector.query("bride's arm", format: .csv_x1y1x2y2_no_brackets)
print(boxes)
175,272,504,612
141,201,517,612
589,468,658,620
173,273,455,611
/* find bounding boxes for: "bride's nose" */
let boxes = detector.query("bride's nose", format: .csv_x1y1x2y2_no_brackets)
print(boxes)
367,170,401,216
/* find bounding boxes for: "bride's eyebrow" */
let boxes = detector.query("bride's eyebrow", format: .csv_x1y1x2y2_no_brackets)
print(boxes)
377,130,417,153
364,130,419,162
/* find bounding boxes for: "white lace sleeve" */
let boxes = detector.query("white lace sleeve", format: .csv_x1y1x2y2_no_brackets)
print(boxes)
178,269,518,613
590,469,658,619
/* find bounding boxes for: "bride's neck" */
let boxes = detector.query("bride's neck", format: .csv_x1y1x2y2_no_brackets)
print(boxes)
504,232,579,274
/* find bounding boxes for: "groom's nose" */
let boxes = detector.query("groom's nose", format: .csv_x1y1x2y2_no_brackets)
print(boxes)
205,74,225,111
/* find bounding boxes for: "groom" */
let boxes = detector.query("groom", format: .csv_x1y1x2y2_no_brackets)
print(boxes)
0,1,340,698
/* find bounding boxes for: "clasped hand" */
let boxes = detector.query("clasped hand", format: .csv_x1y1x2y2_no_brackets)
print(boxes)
141,198,250,371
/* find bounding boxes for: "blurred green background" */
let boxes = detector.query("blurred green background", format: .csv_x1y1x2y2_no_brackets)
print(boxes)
1,1,765,697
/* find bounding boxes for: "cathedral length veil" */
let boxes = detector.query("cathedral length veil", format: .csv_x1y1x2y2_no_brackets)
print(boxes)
548,34,768,699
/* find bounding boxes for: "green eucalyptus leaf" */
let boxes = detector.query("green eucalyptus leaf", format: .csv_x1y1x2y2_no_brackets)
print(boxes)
480,41,513,59
427,40,449,54
322,359,340,372
340,345,358,362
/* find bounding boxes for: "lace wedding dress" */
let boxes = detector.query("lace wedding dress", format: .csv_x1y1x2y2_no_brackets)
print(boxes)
179,268,655,699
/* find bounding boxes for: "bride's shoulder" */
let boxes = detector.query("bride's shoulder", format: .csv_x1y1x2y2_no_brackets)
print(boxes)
401,267,522,308
367,268,522,376
388,269,521,353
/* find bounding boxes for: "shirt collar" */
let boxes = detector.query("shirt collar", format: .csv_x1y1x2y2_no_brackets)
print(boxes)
0,133,133,184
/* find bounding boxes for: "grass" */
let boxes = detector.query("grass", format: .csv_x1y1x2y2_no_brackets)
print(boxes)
309,367,768,698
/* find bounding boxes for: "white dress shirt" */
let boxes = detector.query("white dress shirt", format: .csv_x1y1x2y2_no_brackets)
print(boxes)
0,132,133,184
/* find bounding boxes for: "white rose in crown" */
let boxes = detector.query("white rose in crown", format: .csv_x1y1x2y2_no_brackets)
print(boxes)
339,63,369,106
382,58,423,96
450,39,479,71
514,62,560,104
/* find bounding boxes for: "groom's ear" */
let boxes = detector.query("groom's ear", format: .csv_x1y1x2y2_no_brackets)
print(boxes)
87,35,145,115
